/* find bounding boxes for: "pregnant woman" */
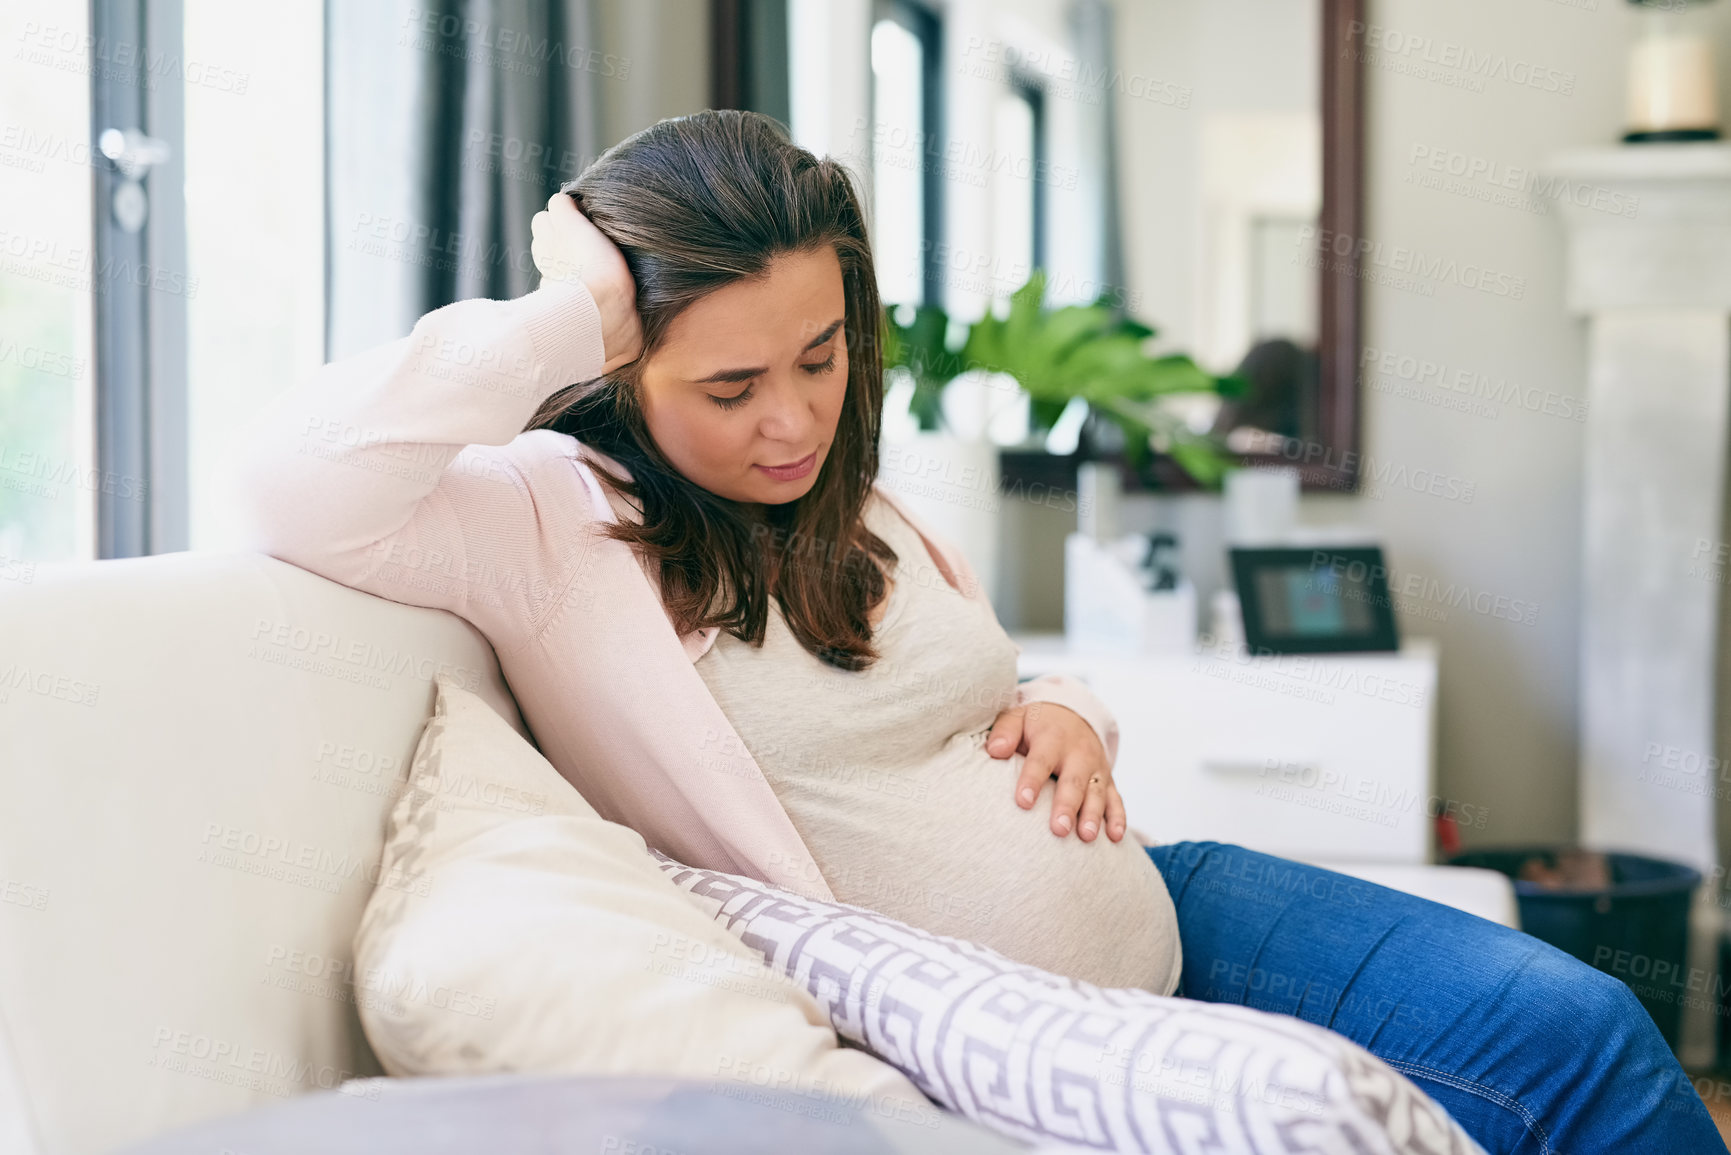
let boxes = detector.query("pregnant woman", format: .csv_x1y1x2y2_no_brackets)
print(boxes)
226,110,1723,1154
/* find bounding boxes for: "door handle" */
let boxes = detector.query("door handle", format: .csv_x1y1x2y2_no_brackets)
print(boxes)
99,128,171,179
98,127,172,233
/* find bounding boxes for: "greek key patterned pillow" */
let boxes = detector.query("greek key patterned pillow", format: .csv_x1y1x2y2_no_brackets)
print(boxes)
647,849,1486,1155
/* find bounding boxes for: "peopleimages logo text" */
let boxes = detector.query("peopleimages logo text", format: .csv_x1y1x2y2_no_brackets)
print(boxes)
1297,226,1525,300
1346,21,1576,96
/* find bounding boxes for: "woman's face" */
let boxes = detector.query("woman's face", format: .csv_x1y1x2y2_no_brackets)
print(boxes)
638,245,849,506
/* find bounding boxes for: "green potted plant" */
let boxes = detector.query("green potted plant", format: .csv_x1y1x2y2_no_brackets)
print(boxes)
882,269,1243,489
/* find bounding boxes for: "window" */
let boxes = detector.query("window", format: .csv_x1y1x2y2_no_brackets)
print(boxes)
992,75,1045,303
869,0,941,308
1,3,95,562
0,1,324,561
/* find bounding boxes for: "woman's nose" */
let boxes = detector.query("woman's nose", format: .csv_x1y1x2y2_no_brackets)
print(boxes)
755,371,818,439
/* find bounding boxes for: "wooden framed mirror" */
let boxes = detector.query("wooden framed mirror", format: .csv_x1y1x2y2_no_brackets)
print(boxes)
1012,0,1366,495
718,0,1368,494
1217,0,1364,493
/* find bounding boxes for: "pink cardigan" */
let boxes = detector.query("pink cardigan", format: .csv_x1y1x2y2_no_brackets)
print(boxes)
222,280,1123,902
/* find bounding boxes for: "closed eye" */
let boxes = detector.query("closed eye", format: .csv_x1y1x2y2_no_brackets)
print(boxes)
708,352,838,410
710,385,754,411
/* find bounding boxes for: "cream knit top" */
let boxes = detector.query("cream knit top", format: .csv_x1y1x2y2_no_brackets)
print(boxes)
695,491,1182,994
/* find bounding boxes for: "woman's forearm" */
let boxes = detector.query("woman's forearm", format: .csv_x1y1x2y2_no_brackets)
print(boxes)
215,280,606,635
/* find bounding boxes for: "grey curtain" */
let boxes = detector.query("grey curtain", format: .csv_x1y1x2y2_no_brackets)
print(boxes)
711,0,788,124
325,0,601,358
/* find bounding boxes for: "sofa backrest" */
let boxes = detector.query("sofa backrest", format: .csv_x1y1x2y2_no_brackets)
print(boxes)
0,550,525,1155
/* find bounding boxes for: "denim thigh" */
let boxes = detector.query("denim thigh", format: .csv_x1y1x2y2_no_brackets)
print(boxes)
1146,840,1724,1155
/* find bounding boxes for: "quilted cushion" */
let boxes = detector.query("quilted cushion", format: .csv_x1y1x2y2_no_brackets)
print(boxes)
648,850,1487,1155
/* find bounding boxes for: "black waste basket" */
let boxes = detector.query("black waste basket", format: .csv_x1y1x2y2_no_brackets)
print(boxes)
1447,847,1702,1049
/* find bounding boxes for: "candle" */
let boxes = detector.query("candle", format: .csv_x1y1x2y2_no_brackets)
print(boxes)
1629,35,1718,132
1625,0,1722,142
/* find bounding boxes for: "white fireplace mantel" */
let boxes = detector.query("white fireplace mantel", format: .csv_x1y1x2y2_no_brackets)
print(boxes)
1552,144,1731,314
1549,142,1731,879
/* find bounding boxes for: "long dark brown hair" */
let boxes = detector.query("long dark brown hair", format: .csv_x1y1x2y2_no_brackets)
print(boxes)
524,109,895,671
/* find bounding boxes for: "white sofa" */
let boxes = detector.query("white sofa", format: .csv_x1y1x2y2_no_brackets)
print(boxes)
0,550,1512,1154
0,550,532,1155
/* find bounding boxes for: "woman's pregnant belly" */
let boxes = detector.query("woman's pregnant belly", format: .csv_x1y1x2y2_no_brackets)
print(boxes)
772,728,1183,995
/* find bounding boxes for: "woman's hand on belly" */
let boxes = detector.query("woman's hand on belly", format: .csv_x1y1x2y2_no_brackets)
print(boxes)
984,702,1126,844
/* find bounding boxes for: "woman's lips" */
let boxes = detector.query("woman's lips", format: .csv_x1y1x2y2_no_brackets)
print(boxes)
755,450,817,481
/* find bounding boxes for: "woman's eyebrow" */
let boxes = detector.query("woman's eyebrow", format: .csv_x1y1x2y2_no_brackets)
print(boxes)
689,318,844,385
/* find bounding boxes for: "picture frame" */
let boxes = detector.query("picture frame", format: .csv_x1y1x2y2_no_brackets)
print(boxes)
1230,545,1400,654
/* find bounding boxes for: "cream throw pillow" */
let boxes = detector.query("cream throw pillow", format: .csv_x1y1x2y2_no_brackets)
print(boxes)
350,674,931,1122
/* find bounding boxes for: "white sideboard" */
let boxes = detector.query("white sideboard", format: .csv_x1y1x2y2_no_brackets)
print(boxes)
1015,634,1442,865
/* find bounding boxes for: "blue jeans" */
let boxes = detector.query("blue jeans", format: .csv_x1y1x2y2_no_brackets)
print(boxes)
1145,841,1727,1155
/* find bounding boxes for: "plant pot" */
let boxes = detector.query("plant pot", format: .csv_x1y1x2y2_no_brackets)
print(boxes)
1447,847,1703,1049
876,430,1000,602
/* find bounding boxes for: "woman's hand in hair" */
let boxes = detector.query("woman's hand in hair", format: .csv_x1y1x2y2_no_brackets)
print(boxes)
531,191,644,374
986,703,1126,843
